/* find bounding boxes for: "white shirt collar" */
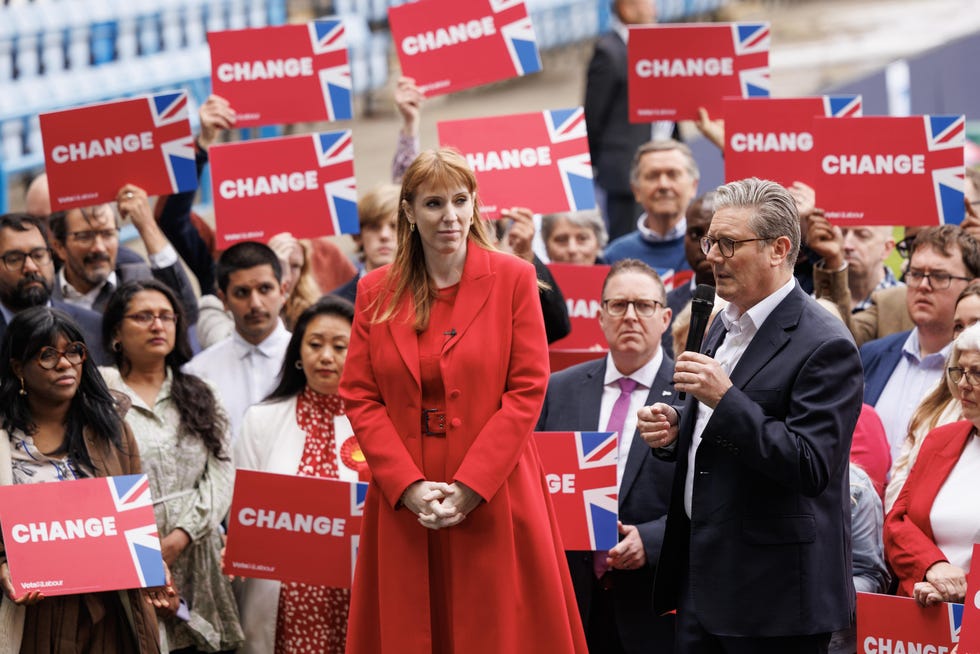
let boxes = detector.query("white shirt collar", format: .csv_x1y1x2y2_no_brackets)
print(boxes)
231,320,290,359
603,346,664,390
637,215,687,242
611,14,629,43
719,276,796,335
58,267,117,307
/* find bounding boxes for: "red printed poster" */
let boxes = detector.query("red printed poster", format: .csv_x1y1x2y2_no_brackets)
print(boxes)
723,95,862,187
547,262,609,352
209,130,358,248
534,431,618,550
628,23,770,122
388,0,541,97
437,108,595,220
0,475,165,598
857,592,962,654
223,470,367,587
209,20,353,127
40,92,196,211
959,544,980,653
813,115,966,227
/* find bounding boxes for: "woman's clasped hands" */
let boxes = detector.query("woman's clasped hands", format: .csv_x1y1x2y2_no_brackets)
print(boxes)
402,480,482,530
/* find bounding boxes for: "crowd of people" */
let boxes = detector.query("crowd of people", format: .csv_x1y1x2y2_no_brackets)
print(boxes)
0,0,978,652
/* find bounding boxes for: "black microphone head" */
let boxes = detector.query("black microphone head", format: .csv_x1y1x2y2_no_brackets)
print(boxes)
690,284,715,315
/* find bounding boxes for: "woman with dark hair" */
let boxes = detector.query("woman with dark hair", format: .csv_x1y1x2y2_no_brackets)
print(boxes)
235,295,362,654
0,306,165,653
340,148,586,653
100,280,243,653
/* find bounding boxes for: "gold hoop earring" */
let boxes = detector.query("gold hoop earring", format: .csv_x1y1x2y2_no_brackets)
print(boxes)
410,222,416,232
18,377,26,396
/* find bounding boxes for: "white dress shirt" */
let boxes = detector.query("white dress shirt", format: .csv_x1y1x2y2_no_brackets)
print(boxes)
599,348,665,487
183,320,290,442
684,277,796,517
929,431,980,572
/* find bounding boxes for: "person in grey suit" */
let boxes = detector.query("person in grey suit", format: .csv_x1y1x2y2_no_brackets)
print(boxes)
47,185,198,323
537,258,675,654
639,178,863,653
0,213,107,363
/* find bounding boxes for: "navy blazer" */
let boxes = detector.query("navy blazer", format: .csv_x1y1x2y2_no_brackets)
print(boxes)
537,354,675,652
653,283,863,637
860,330,911,406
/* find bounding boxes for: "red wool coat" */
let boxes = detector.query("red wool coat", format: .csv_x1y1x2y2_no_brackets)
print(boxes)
884,419,975,597
340,244,587,653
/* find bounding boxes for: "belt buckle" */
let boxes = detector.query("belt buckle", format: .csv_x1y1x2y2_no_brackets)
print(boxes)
422,409,447,436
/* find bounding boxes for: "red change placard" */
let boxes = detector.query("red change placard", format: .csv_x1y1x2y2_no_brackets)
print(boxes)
813,115,966,227
628,23,770,122
960,544,980,653
209,130,358,248
723,95,862,187
209,20,353,127
223,470,367,588
547,262,609,354
857,592,961,654
438,108,595,219
0,475,165,598
388,0,541,97
40,92,196,211
534,431,618,551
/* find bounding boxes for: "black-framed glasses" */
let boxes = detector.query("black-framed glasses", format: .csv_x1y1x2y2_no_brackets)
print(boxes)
948,366,980,386
36,342,87,370
602,298,664,317
700,236,770,258
125,311,178,327
0,247,52,270
904,269,972,289
67,228,119,245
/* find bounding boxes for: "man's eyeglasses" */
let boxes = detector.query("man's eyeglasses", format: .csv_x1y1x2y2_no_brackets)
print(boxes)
36,342,87,370
700,236,770,258
125,311,178,327
904,269,972,289
67,228,119,246
602,298,664,318
0,247,52,270
947,366,980,386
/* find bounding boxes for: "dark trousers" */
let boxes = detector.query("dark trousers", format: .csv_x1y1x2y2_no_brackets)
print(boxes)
675,572,830,654
583,572,675,654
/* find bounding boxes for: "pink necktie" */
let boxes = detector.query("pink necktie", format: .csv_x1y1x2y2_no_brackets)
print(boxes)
594,377,638,577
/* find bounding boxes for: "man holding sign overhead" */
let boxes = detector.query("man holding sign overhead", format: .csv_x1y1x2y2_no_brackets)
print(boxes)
537,258,675,654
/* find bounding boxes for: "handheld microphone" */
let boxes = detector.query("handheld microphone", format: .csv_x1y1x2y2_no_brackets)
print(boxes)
678,284,715,402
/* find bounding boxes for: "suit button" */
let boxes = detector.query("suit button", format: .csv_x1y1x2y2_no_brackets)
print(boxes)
449,389,461,399
450,418,462,428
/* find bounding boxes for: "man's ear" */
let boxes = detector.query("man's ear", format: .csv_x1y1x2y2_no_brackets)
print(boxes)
51,239,69,262
217,288,229,312
771,235,793,266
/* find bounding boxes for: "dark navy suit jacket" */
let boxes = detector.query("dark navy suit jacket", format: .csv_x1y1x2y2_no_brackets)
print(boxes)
859,330,911,406
0,301,108,365
537,354,675,652
653,284,863,637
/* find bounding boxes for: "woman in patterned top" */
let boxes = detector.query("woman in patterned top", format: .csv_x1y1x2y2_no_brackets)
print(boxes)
235,295,361,654
0,306,167,653
100,280,243,653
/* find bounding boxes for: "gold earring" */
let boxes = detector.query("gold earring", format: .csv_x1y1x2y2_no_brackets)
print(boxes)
18,377,26,396
409,222,416,232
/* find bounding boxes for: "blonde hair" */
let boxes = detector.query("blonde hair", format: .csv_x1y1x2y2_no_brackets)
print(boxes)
372,148,495,331
269,233,321,330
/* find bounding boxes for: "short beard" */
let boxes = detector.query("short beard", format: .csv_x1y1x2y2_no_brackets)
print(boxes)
2,274,52,311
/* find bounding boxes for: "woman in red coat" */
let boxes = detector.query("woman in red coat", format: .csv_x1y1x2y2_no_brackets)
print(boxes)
884,321,980,606
339,149,587,653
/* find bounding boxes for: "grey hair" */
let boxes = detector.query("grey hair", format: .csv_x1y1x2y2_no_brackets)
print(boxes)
629,139,700,185
948,321,980,395
540,210,609,249
713,177,801,268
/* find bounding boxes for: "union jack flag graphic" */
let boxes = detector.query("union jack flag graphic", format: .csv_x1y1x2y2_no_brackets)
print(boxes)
535,431,618,551
310,20,353,121
926,114,966,151
500,15,542,77
315,131,358,234
547,107,595,212
732,22,770,56
107,475,167,588
949,601,964,643
314,130,353,168
925,115,966,224
148,91,197,194
823,95,862,118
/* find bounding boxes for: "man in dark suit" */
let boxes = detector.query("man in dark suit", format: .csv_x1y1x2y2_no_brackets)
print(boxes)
0,213,107,363
639,178,863,653
537,258,675,653
585,0,660,241
47,187,198,323
858,225,980,462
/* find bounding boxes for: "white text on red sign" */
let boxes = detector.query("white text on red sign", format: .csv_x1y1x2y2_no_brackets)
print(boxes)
216,58,315,82
634,58,734,78
465,147,552,172
547,473,576,494
238,507,347,537
51,133,154,164
822,154,925,175
219,171,319,199
730,132,813,153
11,517,118,543
402,17,497,55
